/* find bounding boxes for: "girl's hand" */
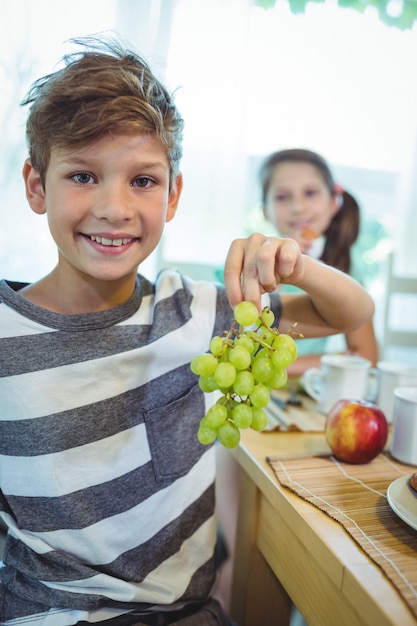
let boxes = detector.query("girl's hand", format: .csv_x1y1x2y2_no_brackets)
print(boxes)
223,233,304,311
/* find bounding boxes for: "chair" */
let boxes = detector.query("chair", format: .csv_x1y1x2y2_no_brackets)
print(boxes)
381,251,417,359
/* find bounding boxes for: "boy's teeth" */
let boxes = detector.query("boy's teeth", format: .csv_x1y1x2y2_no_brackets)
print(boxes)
90,236,132,246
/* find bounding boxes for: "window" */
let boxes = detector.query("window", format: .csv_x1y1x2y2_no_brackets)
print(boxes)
1,0,416,346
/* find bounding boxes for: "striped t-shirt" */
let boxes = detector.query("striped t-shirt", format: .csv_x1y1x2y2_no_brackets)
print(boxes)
0,269,281,625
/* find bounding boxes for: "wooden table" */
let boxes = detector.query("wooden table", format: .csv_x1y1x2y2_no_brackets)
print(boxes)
229,428,417,626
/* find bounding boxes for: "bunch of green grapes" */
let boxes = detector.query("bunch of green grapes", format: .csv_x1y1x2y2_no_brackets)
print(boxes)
190,301,298,449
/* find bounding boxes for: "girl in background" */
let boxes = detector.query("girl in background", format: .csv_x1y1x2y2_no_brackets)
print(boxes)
214,149,378,619
260,148,378,375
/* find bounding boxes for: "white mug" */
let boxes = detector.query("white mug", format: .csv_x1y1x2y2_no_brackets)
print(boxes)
302,354,376,415
375,361,417,424
390,386,417,465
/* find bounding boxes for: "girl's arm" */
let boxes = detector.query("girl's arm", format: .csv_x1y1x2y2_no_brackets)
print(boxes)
286,319,379,378
345,320,379,367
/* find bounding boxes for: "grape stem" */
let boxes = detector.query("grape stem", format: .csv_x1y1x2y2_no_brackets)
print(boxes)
287,321,304,338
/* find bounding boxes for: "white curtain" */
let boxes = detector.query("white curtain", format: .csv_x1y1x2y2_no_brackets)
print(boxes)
119,0,254,278
0,0,119,281
394,126,417,275
1,0,417,296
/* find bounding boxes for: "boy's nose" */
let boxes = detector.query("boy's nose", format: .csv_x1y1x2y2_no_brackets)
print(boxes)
95,186,134,222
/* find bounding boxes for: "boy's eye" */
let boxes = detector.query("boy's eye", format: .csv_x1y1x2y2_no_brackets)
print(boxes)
133,176,153,188
73,173,94,184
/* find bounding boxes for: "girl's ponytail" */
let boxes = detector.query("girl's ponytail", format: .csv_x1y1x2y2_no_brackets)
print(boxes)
322,190,360,274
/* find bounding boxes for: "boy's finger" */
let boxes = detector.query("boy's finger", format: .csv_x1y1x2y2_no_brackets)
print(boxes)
223,239,246,310
274,238,299,280
226,236,281,311
252,239,279,293
224,238,262,311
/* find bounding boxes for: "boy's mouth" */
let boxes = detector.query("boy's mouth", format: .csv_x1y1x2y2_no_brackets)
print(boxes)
89,235,135,247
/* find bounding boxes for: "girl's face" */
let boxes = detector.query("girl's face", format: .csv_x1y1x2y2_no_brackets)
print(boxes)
263,161,338,252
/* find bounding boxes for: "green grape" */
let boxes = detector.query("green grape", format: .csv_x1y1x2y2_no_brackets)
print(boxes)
260,307,275,328
245,330,261,345
214,362,236,388
199,375,219,393
190,304,299,448
257,325,275,346
233,370,255,396
272,334,297,362
232,403,252,429
197,418,217,445
206,404,228,428
234,334,256,354
228,346,251,370
222,345,232,362
271,347,293,370
217,420,241,448
233,301,259,327
253,346,270,361
251,356,273,383
190,353,218,376
251,407,268,431
210,336,224,356
266,367,288,390
249,383,270,408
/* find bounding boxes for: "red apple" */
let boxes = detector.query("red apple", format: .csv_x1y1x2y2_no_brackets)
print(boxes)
325,399,388,464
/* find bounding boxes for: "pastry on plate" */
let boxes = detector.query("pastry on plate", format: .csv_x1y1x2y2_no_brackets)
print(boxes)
409,472,417,493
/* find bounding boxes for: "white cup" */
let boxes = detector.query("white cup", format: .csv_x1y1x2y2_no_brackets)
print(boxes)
390,387,417,465
302,353,376,415
375,361,417,423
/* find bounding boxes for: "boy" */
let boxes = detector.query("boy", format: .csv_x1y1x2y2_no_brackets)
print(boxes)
0,37,374,625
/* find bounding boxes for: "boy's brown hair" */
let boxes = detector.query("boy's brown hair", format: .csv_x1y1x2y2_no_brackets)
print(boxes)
21,36,184,188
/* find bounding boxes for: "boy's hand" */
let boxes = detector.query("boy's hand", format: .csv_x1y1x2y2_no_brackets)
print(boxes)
223,233,304,311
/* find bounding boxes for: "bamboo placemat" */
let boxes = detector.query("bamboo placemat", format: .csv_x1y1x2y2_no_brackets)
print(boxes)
265,389,325,432
267,453,417,618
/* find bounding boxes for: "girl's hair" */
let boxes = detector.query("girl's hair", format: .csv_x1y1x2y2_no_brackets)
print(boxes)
259,148,360,274
21,36,184,188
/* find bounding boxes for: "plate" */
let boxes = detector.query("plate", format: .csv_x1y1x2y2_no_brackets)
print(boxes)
387,475,417,531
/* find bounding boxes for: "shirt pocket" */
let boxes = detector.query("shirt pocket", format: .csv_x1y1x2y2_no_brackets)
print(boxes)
144,383,207,484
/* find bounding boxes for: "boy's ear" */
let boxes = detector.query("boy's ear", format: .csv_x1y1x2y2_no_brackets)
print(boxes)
165,173,183,223
23,158,46,215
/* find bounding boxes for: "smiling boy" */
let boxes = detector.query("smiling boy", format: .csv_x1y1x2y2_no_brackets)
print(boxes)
0,37,374,625
22,132,181,313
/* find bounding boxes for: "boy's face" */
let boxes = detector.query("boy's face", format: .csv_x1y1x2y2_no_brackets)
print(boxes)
24,132,182,298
